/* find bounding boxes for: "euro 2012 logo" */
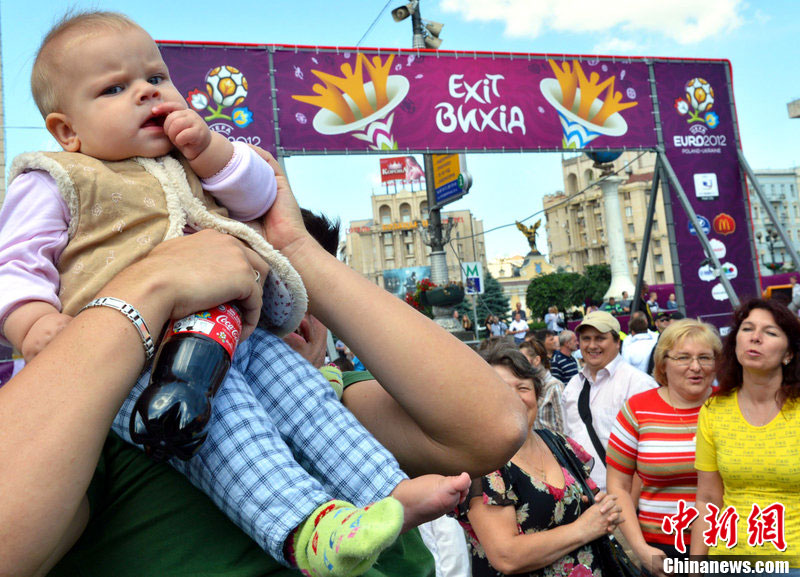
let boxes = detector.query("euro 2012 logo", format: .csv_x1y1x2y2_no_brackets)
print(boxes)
185,66,254,128
674,78,719,129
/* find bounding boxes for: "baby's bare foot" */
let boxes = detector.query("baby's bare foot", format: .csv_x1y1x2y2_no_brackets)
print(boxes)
391,472,471,533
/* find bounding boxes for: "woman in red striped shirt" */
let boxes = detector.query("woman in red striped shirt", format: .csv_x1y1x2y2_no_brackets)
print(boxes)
606,319,721,576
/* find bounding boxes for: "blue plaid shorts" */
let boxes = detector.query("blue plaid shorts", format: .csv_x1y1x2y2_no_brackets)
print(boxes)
112,328,406,564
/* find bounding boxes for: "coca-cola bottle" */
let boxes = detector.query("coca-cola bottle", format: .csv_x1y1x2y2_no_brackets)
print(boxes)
130,303,242,462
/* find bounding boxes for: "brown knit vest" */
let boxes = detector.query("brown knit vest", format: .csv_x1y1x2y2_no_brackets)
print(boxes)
18,152,229,316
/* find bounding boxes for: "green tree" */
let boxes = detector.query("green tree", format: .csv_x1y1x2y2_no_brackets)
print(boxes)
467,271,511,326
526,271,582,318
525,264,612,317
572,264,612,306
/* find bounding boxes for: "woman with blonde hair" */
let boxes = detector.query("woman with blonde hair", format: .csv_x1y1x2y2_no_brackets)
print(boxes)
607,319,721,576
544,305,564,333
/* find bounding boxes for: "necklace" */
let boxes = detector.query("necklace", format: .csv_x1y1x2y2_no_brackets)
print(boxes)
664,387,702,442
738,390,780,427
524,434,548,482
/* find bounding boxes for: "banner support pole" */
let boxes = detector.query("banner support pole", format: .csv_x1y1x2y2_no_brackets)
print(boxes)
658,149,740,308
631,157,663,316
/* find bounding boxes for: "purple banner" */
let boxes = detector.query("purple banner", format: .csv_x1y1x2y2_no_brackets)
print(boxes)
654,61,758,324
159,44,276,156
156,41,756,322
273,50,656,152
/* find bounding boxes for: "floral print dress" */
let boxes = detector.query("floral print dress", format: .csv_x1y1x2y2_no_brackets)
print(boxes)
457,431,602,577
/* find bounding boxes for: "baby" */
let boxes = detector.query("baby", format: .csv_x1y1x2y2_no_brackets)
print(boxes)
0,11,469,576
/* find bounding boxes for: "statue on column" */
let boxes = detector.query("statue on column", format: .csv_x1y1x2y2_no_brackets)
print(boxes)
516,220,542,255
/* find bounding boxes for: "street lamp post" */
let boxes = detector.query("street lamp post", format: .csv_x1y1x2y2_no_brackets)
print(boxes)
392,0,464,333
757,229,783,272
409,0,425,48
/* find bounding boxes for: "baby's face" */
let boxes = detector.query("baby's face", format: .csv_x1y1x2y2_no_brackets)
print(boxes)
52,26,186,160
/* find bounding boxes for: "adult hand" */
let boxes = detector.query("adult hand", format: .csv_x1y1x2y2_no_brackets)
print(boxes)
635,543,668,577
116,230,268,340
576,491,622,541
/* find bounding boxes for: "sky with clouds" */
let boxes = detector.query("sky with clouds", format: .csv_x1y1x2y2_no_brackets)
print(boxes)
441,0,746,45
2,0,798,262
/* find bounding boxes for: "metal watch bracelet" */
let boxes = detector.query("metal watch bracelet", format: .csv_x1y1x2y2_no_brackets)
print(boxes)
79,297,155,361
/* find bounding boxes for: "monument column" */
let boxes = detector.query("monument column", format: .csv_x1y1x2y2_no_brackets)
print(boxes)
598,175,636,300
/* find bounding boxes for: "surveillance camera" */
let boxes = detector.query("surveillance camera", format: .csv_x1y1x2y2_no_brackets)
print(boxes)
392,6,410,21
392,3,414,21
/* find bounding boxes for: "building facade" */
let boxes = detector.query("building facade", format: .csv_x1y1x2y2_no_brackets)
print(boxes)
545,152,800,286
487,253,555,319
751,168,800,275
543,152,675,287
344,186,486,292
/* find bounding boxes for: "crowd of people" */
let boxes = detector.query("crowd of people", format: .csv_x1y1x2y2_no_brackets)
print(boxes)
456,297,800,577
3,9,800,577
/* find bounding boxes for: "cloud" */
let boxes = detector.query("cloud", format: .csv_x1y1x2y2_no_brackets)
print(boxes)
440,0,745,45
592,38,641,54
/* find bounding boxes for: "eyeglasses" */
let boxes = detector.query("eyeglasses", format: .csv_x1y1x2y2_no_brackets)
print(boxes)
665,354,716,368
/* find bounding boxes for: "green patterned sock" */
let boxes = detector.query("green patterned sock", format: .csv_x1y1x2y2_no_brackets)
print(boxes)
318,365,344,399
293,498,403,577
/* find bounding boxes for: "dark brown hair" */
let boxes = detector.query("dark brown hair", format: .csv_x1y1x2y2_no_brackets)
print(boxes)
519,339,550,370
480,341,543,398
716,298,800,402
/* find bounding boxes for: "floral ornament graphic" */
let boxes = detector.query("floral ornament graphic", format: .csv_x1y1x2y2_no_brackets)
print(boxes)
674,77,718,128
540,59,638,149
292,53,410,150
186,65,253,128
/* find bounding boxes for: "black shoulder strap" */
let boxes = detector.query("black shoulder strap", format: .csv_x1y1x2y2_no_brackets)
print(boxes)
537,429,594,505
577,376,607,463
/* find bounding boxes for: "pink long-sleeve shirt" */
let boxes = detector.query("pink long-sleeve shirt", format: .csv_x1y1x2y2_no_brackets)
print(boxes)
0,142,276,343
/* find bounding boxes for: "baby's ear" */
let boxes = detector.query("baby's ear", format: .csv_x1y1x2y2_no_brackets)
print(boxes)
45,113,81,152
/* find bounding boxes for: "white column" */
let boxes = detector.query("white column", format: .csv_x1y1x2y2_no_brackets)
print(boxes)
598,176,636,300
430,250,448,285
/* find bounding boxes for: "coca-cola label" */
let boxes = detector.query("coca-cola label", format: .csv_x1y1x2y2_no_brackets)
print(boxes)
167,304,242,359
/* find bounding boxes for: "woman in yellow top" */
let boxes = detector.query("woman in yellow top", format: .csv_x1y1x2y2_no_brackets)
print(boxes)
692,298,800,571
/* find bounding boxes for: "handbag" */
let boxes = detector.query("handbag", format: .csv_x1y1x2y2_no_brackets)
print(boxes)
538,430,641,577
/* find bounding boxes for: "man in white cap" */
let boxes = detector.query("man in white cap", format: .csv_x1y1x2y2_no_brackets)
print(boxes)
562,311,657,491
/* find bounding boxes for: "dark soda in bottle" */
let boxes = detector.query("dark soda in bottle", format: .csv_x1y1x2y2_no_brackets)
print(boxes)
130,303,242,462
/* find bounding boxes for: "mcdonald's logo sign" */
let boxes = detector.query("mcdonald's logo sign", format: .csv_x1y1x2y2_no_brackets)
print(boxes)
713,213,736,236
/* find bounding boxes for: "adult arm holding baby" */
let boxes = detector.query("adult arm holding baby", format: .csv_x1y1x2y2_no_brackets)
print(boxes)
254,148,529,478
0,230,268,577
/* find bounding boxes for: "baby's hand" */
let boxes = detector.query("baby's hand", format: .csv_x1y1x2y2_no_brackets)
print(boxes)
157,102,212,162
157,102,234,178
22,312,72,362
